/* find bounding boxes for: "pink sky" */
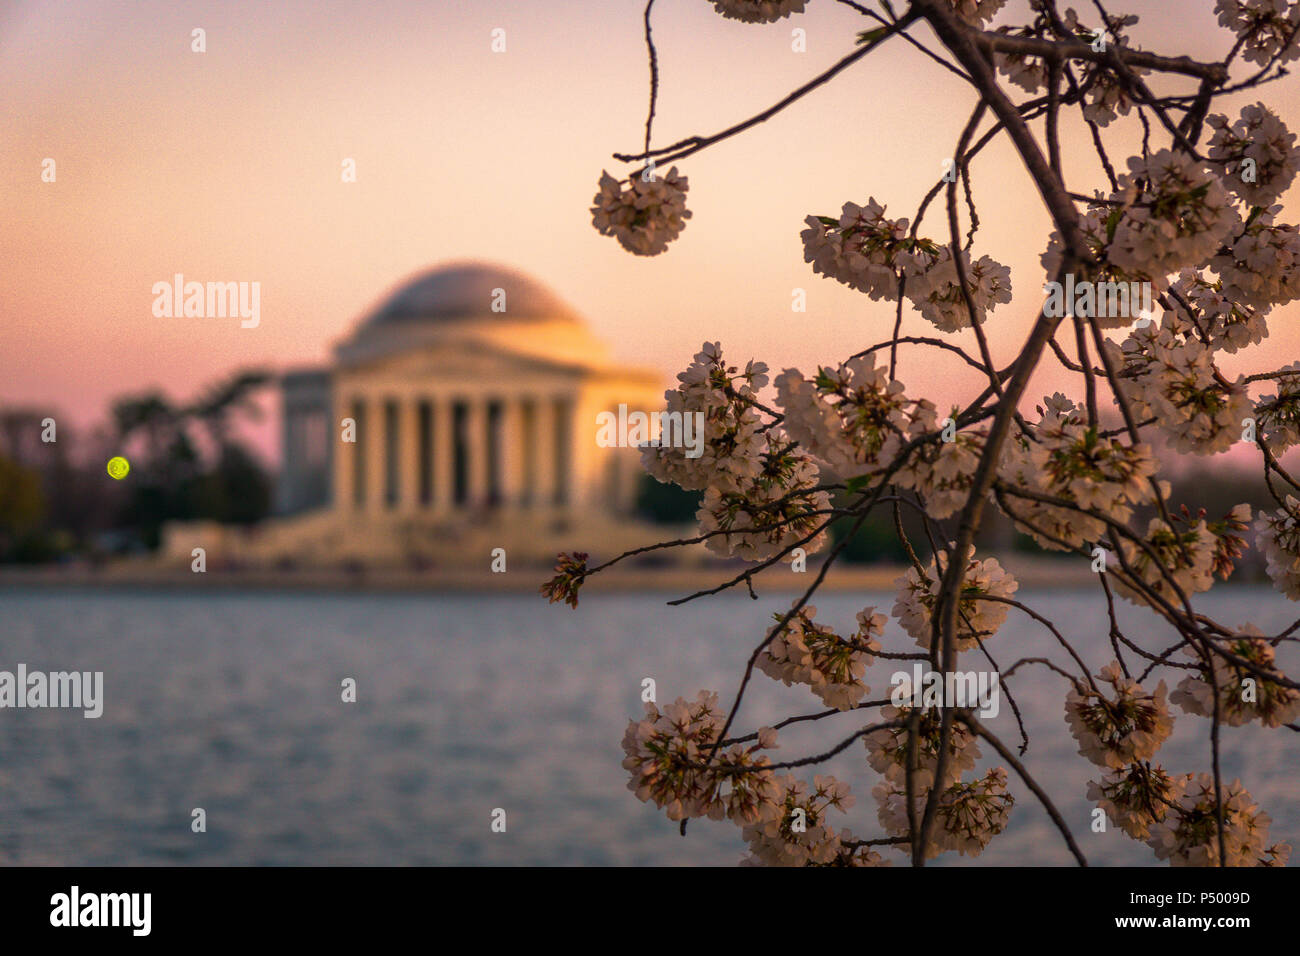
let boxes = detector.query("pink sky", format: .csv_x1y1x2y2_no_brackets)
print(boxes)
3,0,1299,465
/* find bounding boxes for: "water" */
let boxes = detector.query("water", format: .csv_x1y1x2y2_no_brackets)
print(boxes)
0,585,1295,866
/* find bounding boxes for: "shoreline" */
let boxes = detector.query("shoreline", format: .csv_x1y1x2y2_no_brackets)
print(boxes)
0,557,1227,594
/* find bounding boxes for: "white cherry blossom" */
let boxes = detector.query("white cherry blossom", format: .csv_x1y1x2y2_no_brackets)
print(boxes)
709,0,808,23
1147,773,1281,867
893,545,1018,652
591,166,691,256
1171,625,1300,727
1064,662,1175,769
1207,103,1300,207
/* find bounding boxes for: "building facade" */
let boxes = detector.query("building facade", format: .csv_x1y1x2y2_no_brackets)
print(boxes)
168,262,668,567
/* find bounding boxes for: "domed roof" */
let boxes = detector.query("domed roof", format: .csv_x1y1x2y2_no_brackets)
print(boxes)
363,262,582,326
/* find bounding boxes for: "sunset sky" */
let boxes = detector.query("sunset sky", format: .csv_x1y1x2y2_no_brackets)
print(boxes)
4,0,1299,463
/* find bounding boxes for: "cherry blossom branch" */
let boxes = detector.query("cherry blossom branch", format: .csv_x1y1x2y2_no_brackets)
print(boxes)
910,0,1090,866
961,712,1089,866
611,11,921,168
972,30,1228,83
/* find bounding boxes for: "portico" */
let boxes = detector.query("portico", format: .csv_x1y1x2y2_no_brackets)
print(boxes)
335,389,574,514
165,262,679,568
273,262,665,564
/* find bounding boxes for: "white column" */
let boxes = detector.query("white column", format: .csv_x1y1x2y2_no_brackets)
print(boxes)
533,396,555,509
398,395,420,514
332,400,346,511
336,395,358,511
366,394,386,514
555,397,577,512
548,397,573,511
499,396,524,510
465,398,488,508
432,397,454,513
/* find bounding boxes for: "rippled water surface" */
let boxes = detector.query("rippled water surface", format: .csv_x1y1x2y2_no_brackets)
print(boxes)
0,585,1295,865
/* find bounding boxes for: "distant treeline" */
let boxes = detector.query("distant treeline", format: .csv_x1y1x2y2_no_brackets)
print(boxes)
0,370,272,563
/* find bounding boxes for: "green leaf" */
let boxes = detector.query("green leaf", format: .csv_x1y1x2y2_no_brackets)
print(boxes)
846,475,873,495
1105,205,1123,243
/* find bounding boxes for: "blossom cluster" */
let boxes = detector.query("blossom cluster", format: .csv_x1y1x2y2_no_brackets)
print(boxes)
994,9,1139,110
1173,270,1268,354
1069,8,1145,126
1212,208,1300,313
696,435,832,561
708,0,809,23
892,545,1018,652
874,767,1013,860
1206,103,1300,208
801,199,913,302
1089,762,1289,864
1064,662,1175,769
1109,314,1252,456
621,691,780,823
1171,626,1300,727
640,343,830,562
739,775,860,866
1105,503,1249,604
756,605,882,711
1254,366,1300,453
622,692,893,865
993,26,1050,93
1087,762,1182,839
999,394,1161,550
895,419,986,519
1111,515,1219,604
775,352,932,483
864,705,981,790
642,342,768,493
1043,151,1238,313
540,551,589,609
1256,496,1300,598
801,199,1012,331
1147,773,1287,866
1094,764,1291,866
591,167,691,256
901,245,1014,332
1215,0,1300,67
